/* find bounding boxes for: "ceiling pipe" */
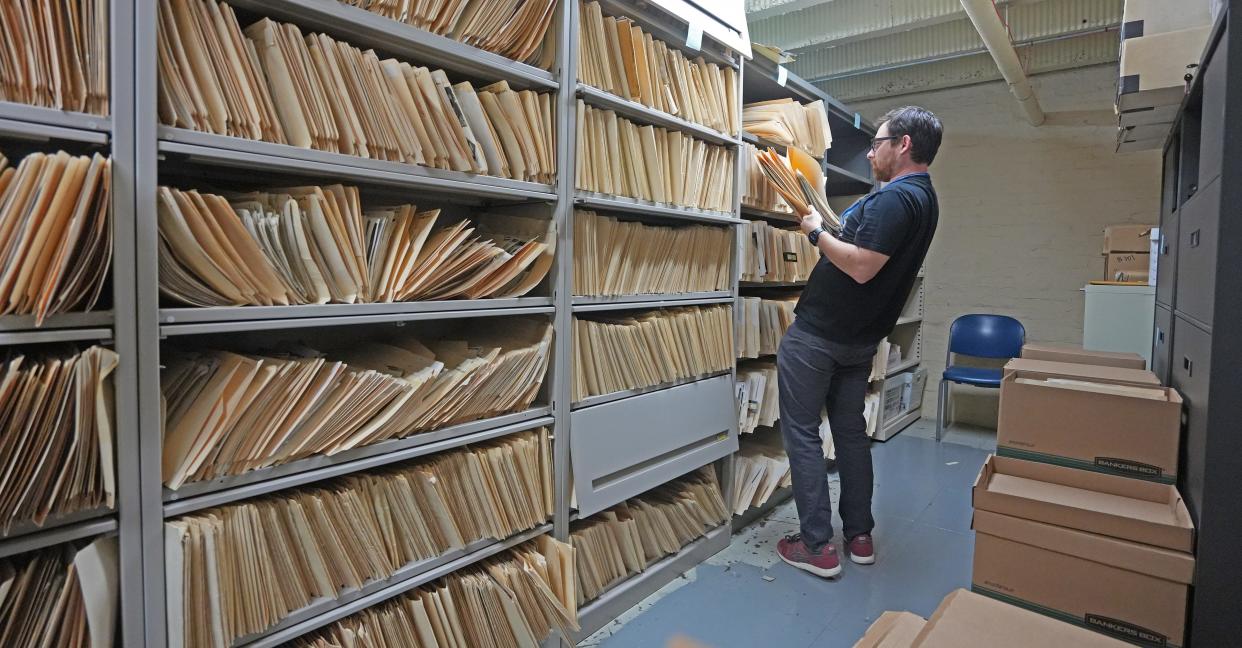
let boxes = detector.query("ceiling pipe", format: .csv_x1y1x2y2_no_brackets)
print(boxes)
960,0,1046,126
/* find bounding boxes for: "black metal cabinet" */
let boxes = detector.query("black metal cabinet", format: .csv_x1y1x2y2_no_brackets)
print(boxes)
1153,8,1242,646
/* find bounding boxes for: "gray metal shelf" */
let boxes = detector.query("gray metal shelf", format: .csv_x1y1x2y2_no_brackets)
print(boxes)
221,0,558,91
572,292,735,312
0,101,111,141
571,370,733,411
741,204,799,222
732,486,793,532
163,408,554,518
0,311,113,332
896,315,923,326
238,523,553,648
577,84,737,147
571,522,730,642
0,326,113,346
885,357,921,378
575,192,744,225
0,515,118,560
825,162,875,196
739,280,808,288
159,297,554,325
158,127,557,203
159,304,555,336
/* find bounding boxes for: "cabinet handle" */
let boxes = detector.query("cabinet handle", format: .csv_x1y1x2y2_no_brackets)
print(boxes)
1158,329,1165,342
1190,230,1201,248
1183,356,1193,376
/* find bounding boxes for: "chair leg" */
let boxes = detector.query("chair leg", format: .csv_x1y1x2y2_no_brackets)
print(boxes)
936,379,948,442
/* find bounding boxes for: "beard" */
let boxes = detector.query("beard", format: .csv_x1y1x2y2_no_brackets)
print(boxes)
871,158,894,183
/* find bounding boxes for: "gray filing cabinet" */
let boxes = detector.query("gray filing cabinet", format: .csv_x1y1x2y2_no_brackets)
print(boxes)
1152,8,1242,645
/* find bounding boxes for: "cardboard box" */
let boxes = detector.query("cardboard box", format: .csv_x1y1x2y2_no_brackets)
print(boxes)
911,588,1132,647
997,368,1182,482
1103,225,1154,253
972,511,1193,647
1117,103,1179,128
1122,0,1212,39
973,455,1194,551
854,611,925,648
1118,26,1212,111
1019,343,1147,371
1106,252,1150,282
1004,358,1158,385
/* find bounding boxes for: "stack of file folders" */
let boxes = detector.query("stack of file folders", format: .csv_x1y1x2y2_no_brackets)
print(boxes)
0,151,112,326
740,221,819,283
741,142,794,215
735,361,778,435
577,1,738,136
0,345,118,531
158,0,556,183
569,467,728,604
0,537,118,648
735,295,797,359
573,209,731,296
339,0,558,68
733,435,792,515
166,428,554,647
0,1,109,115
157,184,554,307
161,317,552,489
571,305,733,401
742,98,832,157
292,535,578,648
576,101,734,212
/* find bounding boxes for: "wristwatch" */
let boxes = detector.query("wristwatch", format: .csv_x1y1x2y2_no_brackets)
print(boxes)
807,227,825,245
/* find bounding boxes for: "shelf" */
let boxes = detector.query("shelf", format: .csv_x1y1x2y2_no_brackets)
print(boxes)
896,315,923,326
571,522,730,642
0,102,110,144
159,303,555,336
574,192,743,225
577,85,737,147
739,280,807,288
238,523,553,648
160,297,553,327
163,407,554,517
884,358,921,378
825,162,874,196
0,326,113,346
737,353,778,362
0,514,117,560
741,131,788,155
875,408,922,443
571,371,733,411
158,127,557,203
572,292,735,312
741,204,799,223
221,0,558,91
732,486,793,532
593,0,742,69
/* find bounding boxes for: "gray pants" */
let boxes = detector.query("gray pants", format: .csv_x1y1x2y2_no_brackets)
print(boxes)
776,318,877,552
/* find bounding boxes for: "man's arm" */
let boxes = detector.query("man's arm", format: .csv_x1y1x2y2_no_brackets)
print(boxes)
800,210,890,284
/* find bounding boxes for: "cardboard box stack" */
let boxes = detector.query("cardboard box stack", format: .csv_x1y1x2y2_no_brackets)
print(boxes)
1115,0,1213,152
855,589,1132,648
1102,224,1155,283
966,346,1194,647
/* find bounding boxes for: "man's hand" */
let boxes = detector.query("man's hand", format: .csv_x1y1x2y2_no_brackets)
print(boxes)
800,209,823,235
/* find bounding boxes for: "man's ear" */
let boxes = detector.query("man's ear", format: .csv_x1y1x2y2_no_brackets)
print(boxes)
901,134,913,156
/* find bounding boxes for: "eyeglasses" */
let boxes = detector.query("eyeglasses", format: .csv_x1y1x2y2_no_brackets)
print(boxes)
870,136,900,151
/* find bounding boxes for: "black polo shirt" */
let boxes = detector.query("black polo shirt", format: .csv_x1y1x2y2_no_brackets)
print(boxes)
794,173,938,345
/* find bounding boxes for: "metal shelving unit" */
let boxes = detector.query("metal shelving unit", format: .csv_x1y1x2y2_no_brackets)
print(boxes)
872,270,927,442
575,192,744,225
572,292,735,312
733,486,794,531
577,84,737,146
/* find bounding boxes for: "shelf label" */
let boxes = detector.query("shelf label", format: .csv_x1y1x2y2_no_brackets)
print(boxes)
686,23,703,51
854,113,861,129
776,66,788,87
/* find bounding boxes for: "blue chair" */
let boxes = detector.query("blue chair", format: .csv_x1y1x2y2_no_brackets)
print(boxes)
936,314,1026,440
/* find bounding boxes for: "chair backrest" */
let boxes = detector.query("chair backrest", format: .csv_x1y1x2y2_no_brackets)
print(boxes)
945,314,1026,362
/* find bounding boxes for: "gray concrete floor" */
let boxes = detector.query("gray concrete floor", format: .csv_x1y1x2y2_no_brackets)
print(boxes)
582,422,992,648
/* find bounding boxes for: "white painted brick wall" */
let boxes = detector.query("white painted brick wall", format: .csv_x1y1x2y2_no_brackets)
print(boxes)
853,65,1162,427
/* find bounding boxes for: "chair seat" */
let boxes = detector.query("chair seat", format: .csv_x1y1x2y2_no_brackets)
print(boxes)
942,365,1003,388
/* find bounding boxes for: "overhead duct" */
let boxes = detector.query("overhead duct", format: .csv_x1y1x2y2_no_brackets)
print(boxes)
960,0,1046,126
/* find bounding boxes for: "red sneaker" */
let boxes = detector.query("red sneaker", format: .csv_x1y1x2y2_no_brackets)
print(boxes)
846,534,875,565
777,534,842,578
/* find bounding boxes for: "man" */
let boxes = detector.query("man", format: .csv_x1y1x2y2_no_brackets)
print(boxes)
776,106,942,578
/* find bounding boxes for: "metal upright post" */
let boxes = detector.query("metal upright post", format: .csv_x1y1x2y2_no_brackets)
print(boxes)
133,0,167,644
109,0,144,644
721,56,745,509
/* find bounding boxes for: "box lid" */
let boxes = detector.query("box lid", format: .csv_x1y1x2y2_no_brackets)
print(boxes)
1003,358,1160,386
972,510,1195,585
973,455,1194,552
1020,343,1146,370
912,588,1132,647
854,611,925,648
